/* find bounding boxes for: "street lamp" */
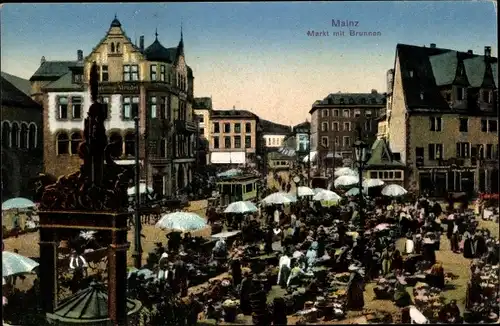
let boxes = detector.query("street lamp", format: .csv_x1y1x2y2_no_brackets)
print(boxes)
132,116,143,269
353,139,368,232
293,175,301,198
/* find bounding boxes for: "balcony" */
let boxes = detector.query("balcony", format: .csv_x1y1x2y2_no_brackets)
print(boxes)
174,120,197,134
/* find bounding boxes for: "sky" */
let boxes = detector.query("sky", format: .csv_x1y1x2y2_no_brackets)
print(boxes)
1,2,497,125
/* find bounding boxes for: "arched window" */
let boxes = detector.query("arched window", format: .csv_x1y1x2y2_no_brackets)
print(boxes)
20,123,28,149
2,121,11,148
28,124,37,149
110,42,115,53
70,132,82,155
11,122,19,148
116,42,121,53
57,133,70,155
109,133,123,157
124,133,135,156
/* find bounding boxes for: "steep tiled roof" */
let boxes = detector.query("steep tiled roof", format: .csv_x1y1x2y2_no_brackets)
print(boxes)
491,62,498,88
43,72,84,91
462,56,487,88
1,72,31,96
143,39,174,63
396,44,498,111
315,92,386,106
293,121,310,131
429,51,458,86
30,61,77,81
211,109,258,119
260,119,291,135
366,138,404,168
1,76,41,109
194,97,212,110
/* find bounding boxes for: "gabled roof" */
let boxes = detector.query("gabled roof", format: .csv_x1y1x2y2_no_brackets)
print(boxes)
395,43,498,111
43,72,84,91
462,56,487,88
366,138,404,168
1,76,41,109
260,119,291,135
30,61,77,81
1,72,31,96
211,109,258,119
429,51,458,86
315,92,386,106
293,121,310,131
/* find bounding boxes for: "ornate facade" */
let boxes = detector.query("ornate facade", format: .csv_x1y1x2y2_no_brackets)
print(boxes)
32,16,196,198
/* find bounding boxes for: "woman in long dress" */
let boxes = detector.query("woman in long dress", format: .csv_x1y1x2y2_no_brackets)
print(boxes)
346,269,364,310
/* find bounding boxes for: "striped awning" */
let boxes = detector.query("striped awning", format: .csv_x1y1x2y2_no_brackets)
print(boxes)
278,147,296,156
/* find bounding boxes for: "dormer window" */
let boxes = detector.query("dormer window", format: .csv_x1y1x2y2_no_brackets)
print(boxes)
73,73,83,84
409,70,414,78
371,98,377,104
482,90,492,103
456,87,465,101
348,98,355,104
360,98,366,104
339,98,345,104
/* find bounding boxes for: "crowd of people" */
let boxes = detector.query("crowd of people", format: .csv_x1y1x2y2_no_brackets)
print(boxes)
2,169,499,325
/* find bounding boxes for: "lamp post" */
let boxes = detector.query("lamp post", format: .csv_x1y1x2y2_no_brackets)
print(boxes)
132,116,143,269
307,128,311,187
293,175,301,199
353,138,368,233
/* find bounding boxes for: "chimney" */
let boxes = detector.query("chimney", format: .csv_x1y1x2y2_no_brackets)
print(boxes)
371,89,377,94
40,56,46,65
77,50,83,61
467,50,473,54
140,36,145,52
485,46,491,57
430,43,436,48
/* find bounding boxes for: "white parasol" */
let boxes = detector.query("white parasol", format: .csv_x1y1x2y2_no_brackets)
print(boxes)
334,175,359,188
362,178,385,188
313,190,341,202
262,192,296,205
296,186,315,197
381,184,408,197
155,212,207,231
334,167,358,177
2,251,39,277
224,201,258,214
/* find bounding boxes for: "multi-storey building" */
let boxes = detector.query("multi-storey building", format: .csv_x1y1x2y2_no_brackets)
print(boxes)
260,119,291,151
309,91,385,167
1,72,43,200
193,97,212,140
33,16,196,197
193,97,212,165
209,109,259,165
383,43,498,196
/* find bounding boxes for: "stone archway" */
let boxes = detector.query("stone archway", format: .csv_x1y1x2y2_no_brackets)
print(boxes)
177,164,185,189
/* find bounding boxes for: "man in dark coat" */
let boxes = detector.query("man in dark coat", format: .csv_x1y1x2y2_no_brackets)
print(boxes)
271,297,288,325
473,232,486,258
462,231,474,259
239,273,253,315
231,258,242,289
346,268,364,310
